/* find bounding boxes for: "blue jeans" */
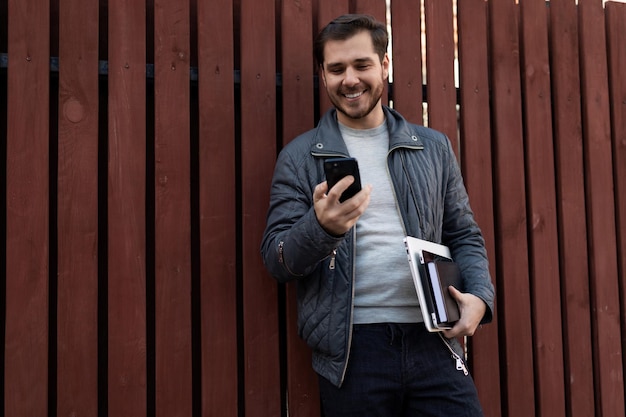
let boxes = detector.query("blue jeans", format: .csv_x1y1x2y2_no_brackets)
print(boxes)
318,323,484,417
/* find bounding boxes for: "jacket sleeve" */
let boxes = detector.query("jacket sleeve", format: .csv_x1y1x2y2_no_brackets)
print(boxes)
440,139,495,323
260,147,345,283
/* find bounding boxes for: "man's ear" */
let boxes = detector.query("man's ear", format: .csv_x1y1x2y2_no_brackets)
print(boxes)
382,53,390,80
320,65,327,87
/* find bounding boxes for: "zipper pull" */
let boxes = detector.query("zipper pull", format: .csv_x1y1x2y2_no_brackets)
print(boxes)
454,355,469,376
438,333,469,376
329,248,337,270
278,241,284,264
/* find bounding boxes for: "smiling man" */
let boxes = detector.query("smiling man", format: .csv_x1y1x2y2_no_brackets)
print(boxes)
261,14,495,417
319,29,388,128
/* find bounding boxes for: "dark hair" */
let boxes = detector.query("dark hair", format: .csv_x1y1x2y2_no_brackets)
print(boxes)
313,14,388,68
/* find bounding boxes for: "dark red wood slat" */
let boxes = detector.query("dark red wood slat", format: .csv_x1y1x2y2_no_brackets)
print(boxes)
390,0,423,125
0,2,7,49
153,0,193,415
282,0,315,145
456,1,502,415
56,0,99,414
5,0,50,415
196,0,239,416
488,1,535,416
240,0,281,415
549,1,595,416
579,1,625,415
353,0,386,22
424,0,457,152
519,1,567,416
280,1,318,416
606,3,626,362
107,0,148,415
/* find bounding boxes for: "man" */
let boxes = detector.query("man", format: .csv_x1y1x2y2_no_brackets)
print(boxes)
261,14,495,417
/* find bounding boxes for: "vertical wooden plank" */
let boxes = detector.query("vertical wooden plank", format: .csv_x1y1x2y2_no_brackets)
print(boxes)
549,1,595,416
107,0,148,415
240,0,281,416
0,3,5,408
282,0,315,144
352,0,387,31
1,0,6,112
519,1,567,416
316,0,350,115
606,3,626,365
0,0,7,49
317,0,350,30
456,1,501,415
153,0,193,415
578,1,625,415
196,0,238,416
280,1,318,416
487,1,535,416
56,0,99,414
390,0,423,124
424,0,457,151
5,0,49,415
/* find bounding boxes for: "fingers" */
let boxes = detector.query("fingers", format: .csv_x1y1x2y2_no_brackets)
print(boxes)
442,288,486,338
314,176,358,205
313,181,330,203
314,180,371,236
326,175,356,203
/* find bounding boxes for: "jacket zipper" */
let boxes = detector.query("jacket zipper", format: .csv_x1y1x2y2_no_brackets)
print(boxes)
438,333,469,375
278,240,304,277
338,145,422,386
339,227,357,385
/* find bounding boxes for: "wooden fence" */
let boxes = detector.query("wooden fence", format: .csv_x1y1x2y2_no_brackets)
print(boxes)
1,0,625,416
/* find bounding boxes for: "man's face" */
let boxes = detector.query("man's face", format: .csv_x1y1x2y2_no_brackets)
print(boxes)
321,31,389,129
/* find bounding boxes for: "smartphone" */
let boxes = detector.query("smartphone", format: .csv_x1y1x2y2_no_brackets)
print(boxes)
324,157,362,203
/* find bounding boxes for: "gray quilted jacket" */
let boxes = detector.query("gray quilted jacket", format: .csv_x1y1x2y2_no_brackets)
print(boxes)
260,106,495,387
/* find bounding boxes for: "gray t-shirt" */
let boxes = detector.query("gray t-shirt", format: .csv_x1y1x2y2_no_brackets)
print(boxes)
339,122,421,324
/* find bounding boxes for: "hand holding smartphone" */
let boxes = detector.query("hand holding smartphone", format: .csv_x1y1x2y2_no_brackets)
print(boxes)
324,157,362,203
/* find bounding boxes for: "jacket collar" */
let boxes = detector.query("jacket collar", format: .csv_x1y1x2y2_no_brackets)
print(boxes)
310,106,424,157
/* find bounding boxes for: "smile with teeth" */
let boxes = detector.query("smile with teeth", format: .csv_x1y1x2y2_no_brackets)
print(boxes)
343,91,364,99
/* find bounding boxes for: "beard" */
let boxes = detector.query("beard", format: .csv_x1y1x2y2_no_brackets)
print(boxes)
328,81,385,122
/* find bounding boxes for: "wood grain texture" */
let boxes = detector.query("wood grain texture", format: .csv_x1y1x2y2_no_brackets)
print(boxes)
606,9,626,405
5,0,50,415
457,1,501,415
519,1,566,415
197,0,239,416
390,0,423,125
56,0,99,414
240,0,281,415
424,0,457,151
488,1,535,416
579,0,625,414
107,0,148,415
549,1,596,416
281,1,318,416
153,0,193,415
